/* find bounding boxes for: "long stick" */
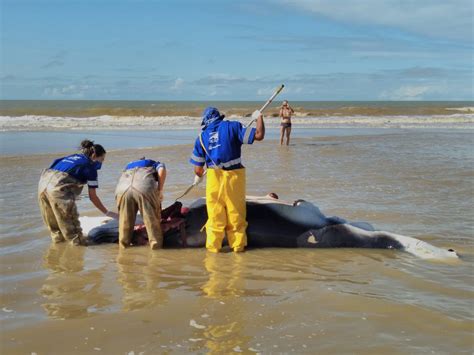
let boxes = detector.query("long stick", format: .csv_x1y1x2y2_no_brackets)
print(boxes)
246,84,285,127
260,84,285,112
174,176,205,201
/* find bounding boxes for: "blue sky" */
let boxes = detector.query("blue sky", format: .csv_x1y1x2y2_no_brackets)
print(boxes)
1,0,473,100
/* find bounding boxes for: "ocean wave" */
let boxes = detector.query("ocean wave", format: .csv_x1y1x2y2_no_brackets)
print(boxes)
445,107,474,113
0,114,200,131
1,114,473,131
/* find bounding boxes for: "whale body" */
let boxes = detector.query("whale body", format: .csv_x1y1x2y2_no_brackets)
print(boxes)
80,197,458,260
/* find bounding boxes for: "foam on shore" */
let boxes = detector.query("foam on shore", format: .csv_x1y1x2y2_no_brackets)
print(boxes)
1,113,473,131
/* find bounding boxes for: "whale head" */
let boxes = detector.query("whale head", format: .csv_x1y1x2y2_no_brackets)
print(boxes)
384,233,460,260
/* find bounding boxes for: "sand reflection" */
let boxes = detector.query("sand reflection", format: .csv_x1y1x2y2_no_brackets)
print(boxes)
116,249,169,311
40,244,111,319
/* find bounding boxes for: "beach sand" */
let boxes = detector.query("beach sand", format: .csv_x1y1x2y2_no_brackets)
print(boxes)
1,128,473,353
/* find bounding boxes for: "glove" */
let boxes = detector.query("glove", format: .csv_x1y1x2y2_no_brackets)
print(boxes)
251,110,262,120
105,210,119,219
193,174,203,186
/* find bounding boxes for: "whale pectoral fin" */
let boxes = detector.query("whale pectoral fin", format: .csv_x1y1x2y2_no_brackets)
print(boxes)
297,224,384,248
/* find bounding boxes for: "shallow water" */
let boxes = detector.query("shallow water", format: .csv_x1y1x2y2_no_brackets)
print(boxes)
1,129,473,354
0,128,393,156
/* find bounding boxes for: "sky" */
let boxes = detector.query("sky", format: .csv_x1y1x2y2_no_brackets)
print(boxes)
1,0,473,101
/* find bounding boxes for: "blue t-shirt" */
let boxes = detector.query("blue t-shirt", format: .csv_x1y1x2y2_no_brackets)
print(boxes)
125,159,165,171
50,154,99,188
189,120,256,170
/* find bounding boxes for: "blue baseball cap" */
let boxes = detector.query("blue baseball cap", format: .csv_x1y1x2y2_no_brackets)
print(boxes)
201,106,225,129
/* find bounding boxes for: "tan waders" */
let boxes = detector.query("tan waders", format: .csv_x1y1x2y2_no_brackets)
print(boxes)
115,167,163,249
38,169,87,245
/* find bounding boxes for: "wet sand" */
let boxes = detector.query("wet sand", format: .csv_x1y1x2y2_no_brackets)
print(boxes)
1,129,473,353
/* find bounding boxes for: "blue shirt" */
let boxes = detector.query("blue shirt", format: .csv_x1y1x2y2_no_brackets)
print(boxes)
189,120,256,170
50,154,99,188
125,159,165,171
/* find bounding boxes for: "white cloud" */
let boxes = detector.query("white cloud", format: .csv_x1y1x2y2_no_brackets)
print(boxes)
380,85,432,100
278,0,473,40
4,66,470,100
257,87,275,96
194,74,254,86
43,84,90,98
170,78,184,91
41,50,68,69
284,86,303,94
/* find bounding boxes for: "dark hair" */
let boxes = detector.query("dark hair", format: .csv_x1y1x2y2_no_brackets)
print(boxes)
80,139,106,158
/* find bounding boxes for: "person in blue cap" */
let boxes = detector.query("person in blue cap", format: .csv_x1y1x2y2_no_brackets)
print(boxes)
115,157,167,249
38,139,117,246
189,107,265,252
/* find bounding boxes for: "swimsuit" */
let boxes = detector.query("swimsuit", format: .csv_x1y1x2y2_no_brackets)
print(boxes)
280,107,292,129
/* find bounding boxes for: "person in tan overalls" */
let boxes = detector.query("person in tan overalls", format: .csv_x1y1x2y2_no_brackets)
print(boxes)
38,140,118,245
115,158,167,250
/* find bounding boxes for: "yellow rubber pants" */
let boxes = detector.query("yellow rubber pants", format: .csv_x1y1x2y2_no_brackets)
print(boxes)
205,168,247,253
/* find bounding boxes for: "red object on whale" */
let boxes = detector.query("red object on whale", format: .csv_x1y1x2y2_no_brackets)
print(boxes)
132,202,187,246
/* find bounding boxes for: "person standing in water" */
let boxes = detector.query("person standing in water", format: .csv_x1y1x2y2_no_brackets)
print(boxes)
189,107,265,253
38,139,118,246
279,100,294,146
115,158,166,249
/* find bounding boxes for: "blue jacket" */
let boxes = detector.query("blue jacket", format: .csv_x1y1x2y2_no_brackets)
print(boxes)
189,119,256,170
50,154,99,188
